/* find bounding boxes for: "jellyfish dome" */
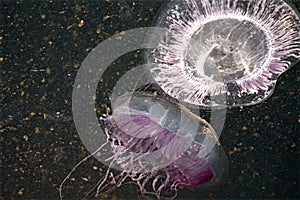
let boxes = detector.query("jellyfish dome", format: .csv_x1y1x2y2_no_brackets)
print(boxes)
98,92,228,199
148,0,300,108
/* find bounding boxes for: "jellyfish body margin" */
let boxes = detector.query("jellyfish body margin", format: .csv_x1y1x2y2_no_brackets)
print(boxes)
148,0,300,108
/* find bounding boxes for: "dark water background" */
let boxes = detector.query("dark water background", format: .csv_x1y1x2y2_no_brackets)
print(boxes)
1,0,299,199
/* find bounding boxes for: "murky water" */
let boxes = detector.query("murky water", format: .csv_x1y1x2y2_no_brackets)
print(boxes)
1,0,299,199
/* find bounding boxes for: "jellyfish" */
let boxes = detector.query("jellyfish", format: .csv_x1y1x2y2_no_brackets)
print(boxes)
60,92,228,199
148,0,300,108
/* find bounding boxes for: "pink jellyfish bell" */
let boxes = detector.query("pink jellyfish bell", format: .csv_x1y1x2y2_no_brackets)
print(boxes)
148,0,300,108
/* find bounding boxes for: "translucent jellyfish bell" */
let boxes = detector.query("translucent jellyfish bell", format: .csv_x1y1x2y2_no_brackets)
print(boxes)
148,0,300,108
99,92,228,198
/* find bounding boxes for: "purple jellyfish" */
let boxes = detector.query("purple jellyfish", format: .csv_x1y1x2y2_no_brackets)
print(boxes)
60,92,228,199
148,0,300,108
